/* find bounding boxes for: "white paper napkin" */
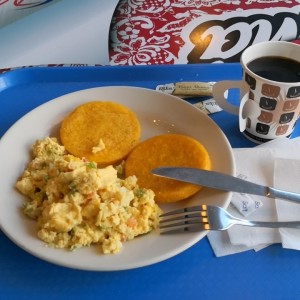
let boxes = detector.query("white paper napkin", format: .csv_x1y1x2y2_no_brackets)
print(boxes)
275,158,300,250
207,137,300,257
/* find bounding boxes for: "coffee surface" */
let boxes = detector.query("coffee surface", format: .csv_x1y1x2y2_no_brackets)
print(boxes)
247,56,300,83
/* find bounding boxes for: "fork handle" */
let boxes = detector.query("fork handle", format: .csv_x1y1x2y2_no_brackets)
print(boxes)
236,219,300,229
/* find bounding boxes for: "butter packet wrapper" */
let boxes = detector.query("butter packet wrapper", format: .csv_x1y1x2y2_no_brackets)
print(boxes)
156,82,222,115
156,81,214,97
193,99,222,115
230,173,264,217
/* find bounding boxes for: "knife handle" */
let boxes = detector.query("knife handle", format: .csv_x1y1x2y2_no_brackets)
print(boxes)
268,187,300,203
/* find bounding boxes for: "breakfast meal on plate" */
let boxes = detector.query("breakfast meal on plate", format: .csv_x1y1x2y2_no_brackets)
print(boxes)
15,137,161,254
124,133,211,203
15,100,211,254
60,101,140,167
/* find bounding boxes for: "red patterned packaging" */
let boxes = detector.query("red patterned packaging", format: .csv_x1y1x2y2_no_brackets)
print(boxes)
110,0,300,65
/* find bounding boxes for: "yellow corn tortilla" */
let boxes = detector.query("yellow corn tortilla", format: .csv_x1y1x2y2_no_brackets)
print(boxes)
60,101,140,166
124,134,211,203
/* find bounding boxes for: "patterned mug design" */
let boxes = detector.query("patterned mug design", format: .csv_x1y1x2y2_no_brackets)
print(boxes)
243,73,300,141
287,86,300,98
258,111,273,123
259,97,277,110
256,123,270,135
276,125,289,135
283,100,299,111
245,73,256,89
261,83,280,98
279,112,295,124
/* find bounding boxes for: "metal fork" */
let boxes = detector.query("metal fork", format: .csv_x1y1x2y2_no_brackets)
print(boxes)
159,204,300,233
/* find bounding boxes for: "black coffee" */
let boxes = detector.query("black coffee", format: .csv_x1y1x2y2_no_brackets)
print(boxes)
247,56,300,83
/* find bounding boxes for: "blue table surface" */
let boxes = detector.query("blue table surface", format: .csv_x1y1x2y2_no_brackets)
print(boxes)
1,64,300,300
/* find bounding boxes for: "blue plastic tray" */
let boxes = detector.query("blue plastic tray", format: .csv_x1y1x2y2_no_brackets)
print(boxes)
1,64,300,300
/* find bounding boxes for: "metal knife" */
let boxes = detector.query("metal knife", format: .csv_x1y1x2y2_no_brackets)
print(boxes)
151,167,300,204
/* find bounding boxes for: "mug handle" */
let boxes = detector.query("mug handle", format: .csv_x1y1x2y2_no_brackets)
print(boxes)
212,80,249,115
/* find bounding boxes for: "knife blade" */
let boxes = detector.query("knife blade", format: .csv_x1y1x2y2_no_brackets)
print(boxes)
151,167,300,204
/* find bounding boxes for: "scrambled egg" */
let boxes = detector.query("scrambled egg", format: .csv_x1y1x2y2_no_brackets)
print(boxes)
16,137,162,254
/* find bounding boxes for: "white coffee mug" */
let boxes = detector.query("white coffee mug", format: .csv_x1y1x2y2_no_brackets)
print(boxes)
213,41,300,143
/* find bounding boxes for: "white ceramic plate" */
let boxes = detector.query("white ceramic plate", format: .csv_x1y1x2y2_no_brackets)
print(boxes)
0,86,235,271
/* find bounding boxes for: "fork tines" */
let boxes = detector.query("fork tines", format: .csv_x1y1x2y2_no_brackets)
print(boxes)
159,204,210,234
